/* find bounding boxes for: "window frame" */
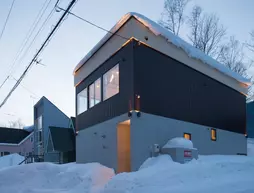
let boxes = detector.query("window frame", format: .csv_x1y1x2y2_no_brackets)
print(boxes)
183,133,192,140
211,129,217,141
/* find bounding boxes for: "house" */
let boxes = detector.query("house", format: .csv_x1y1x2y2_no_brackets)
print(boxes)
33,96,70,162
46,126,75,163
246,101,254,138
73,12,250,172
0,127,33,157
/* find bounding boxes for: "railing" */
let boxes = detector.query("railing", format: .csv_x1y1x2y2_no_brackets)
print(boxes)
18,154,44,165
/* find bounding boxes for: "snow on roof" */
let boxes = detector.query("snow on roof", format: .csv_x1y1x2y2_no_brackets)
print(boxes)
74,12,251,86
163,137,195,149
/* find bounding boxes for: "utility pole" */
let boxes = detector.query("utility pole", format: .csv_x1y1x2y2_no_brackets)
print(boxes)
0,0,77,108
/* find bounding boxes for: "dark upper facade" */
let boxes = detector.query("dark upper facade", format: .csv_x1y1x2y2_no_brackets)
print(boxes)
74,13,249,134
76,39,246,134
247,101,254,138
0,127,30,144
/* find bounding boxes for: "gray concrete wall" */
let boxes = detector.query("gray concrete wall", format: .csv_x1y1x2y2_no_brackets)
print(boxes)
130,112,247,171
76,113,129,171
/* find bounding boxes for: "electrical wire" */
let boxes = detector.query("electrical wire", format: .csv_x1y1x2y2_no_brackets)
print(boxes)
0,0,77,109
0,0,16,45
57,7,129,40
8,0,53,75
11,76,38,98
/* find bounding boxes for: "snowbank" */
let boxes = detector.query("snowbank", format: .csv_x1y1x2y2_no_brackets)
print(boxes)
0,154,24,170
103,155,254,193
248,138,254,156
0,162,114,193
163,137,194,149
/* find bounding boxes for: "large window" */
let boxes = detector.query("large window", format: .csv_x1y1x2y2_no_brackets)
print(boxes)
77,88,87,115
103,64,119,100
89,78,101,108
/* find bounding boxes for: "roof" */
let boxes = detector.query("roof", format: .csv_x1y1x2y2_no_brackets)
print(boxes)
0,127,30,144
74,12,251,86
49,126,75,152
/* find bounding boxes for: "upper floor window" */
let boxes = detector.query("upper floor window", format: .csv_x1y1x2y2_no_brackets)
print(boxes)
77,88,87,115
37,116,42,130
30,136,33,143
103,64,119,100
89,78,101,108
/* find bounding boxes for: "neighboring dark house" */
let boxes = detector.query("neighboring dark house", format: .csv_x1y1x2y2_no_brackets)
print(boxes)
73,12,250,172
33,96,71,162
247,101,254,138
0,127,34,157
47,126,75,163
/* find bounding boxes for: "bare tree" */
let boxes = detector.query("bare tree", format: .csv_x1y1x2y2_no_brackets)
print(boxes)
246,30,254,52
188,5,226,58
218,36,253,98
160,0,190,36
8,119,25,129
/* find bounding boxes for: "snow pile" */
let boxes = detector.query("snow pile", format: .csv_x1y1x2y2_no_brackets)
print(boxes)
0,162,114,193
0,154,24,170
23,125,34,132
74,12,250,86
163,137,195,149
248,138,254,156
103,155,254,193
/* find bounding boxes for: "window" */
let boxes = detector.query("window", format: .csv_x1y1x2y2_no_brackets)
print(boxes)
184,133,191,140
38,130,42,142
4,152,10,156
77,88,88,115
30,136,33,142
37,116,42,130
103,64,119,100
89,78,101,108
211,129,217,141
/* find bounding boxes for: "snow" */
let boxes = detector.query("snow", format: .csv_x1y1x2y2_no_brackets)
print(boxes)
0,162,114,193
74,12,250,86
163,137,195,149
0,139,253,193
0,154,24,170
23,125,34,132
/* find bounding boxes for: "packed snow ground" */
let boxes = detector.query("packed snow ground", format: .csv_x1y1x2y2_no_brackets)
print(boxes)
0,153,24,170
0,140,254,193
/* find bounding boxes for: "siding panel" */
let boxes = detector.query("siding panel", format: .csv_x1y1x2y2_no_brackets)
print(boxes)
133,43,246,134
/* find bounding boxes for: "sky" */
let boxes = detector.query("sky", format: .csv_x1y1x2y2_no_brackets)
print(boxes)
0,0,253,127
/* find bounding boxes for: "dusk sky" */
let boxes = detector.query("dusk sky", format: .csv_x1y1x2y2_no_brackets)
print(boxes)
0,0,253,126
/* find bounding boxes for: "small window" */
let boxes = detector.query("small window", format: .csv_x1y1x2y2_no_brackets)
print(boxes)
103,64,119,100
184,133,191,140
89,83,95,108
77,88,88,115
30,136,33,142
211,129,217,141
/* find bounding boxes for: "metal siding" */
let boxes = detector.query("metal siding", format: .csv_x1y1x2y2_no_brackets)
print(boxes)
247,102,254,138
133,43,246,134
76,41,134,131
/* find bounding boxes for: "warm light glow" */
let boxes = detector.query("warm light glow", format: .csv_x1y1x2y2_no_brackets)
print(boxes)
211,129,216,141
184,133,191,140
137,95,140,99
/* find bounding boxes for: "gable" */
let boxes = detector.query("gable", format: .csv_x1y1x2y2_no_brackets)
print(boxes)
74,13,248,95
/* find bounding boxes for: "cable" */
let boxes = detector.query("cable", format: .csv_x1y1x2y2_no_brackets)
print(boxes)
0,0,77,109
8,0,53,74
57,7,129,40
11,76,38,98
0,0,54,91
0,0,16,45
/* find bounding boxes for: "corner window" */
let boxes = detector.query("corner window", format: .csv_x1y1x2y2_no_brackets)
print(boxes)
77,88,87,115
89,83,95,108
184,133,191,140
103,64,119,100
211,129,217,141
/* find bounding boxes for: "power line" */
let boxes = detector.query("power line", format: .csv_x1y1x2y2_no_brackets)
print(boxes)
7,0,53,75
57,7,129,40
0,0,16,45
0,0,55,91
11,76,38,98
0,0,77,109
